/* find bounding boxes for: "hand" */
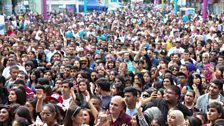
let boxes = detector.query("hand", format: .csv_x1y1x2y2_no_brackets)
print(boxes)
136,98,142,111
85,90,91,102
36,89,44,100
192,84,198,91
150,91,158,100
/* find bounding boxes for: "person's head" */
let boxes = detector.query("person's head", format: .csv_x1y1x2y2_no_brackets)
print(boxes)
13,80,25,89
123,86,138,107
162,77,174,89
184,116,202,126
77,78,90,93
167,109,185,126
7,56,17,66
95,78,110,94
150,116,166,126
90,96,102,112
61,79,73,95
195,112,207,124
12,117,29,126
109,96,126,115
8,88,26,105
82,109,95,125
30,69,41,83
143,72,151,83
164,85,181,103
9,65,19,80
64,106,84,126
0,105,12,124
209,79,223,98
16,71,28,83
25,99,37,119
207,102,224,123
40,104,58,125
184,90,195,104
14,106,32,125
202,52,209,64
214,119,224,126
110,81,125,97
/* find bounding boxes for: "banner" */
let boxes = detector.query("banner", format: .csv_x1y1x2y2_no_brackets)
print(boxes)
0,15,5,35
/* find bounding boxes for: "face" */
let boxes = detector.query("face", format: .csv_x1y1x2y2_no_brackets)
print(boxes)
143,73,150,82
0,108,9,122
202,54,209,63
209,83,221,97
61,83,70,93
79,82,87,92
44,72,51,80
25,101,34,113
8,90,17,103
30,73,36,80
83,110,90,124
193,77,201,85
131,115,137,126
207,107,221,122
109,97,124,114
178,76,186,84
10,69,19,80
77,74,83,82
124,92,136,105
167,112,177,126
110,85,117,96
40,106,55,124
164,89,178,103
184,91,194,103
163,78,171,89
74,61,80,68
73,110,84,124
90,98,101,111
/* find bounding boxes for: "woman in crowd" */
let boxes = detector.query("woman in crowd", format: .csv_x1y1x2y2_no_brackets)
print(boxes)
64,106,86,126
40,103,60,126
8,88,26,105
167,109,185,126
207,102,224,126
0,105,13,126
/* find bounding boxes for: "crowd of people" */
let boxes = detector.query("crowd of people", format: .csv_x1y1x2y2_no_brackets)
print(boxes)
0,2,224,126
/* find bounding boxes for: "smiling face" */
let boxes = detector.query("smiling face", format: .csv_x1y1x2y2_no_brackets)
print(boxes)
0,108,9,122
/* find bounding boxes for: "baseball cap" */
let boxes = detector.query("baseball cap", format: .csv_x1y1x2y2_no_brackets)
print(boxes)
46,94,63,103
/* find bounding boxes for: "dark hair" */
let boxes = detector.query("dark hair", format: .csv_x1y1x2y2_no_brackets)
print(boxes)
10,88,26,105
13,117,29,126
62,79,73,89
123,86,138,97
150,116,166,126
96,78,110,92
212,79,223,91
0,105,13,125
30,69,41,84
9,65,19,72
207,102,224,119
64,106,82,126
38,51,47,62
162,76,174,86
14,106,32,125
214,119,224,126
111,82,125,97
186,116,202,126
38,78,50,85
167,85,181,99
83,109,95,125
188,73,203,95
